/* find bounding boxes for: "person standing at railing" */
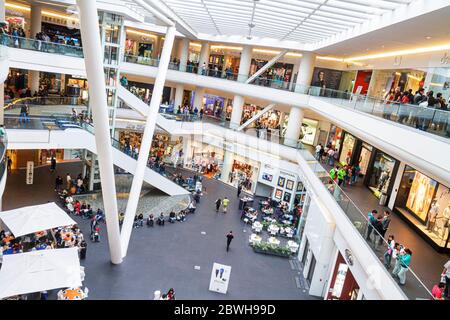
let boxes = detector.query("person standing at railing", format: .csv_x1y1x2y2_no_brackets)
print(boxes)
201,62,207,75
11,28,19,48
0,23,8,46
383,235,396,269
19,104,30,124
392,248,412,286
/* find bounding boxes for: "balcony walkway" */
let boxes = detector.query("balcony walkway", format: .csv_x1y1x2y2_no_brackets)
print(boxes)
306,145,450,293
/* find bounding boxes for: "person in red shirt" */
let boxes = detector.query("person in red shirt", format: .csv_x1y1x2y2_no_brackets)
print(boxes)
74,201,81,216
431,283,445,300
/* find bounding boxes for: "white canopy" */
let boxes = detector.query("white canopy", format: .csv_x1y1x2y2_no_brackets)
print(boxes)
0,202,76,237
0,248,82,299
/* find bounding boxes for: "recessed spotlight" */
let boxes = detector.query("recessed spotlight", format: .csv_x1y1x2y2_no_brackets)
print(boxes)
425,36,432,40
381,45,385,48
366,48,370,51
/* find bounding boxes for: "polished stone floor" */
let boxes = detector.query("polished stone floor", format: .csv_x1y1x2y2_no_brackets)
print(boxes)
3,162,315,300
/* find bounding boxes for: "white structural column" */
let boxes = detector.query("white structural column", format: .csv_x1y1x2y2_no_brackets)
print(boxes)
29,4,42,94
284,107,304,147
230,45,252,129
76,0,122,264
197,42,210,75
193,87,204,109
88,153,96,191
121,26,176,257
295,52,316,94
221,150,234,184
178,38,189,72
174,83,184,108
182,135,191,166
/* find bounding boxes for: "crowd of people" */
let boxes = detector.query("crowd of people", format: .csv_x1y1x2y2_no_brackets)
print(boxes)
383,87,449,132
0,224,87,265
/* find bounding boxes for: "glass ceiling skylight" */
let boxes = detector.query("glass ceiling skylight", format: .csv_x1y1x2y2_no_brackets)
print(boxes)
152,0,416,43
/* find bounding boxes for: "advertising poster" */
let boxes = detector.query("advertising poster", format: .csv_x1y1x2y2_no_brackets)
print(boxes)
301,118,319,145
209,263,232,294
311,67,343,90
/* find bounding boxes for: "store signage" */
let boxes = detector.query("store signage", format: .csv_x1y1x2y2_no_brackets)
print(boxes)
393,56,402,66
344,249,354,266
279,171,296,179
26,161,34,185
209,263,232,294
441,53,450,65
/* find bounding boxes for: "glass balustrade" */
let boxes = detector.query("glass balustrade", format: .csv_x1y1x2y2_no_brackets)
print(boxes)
0,34,84,58
122,56,450,140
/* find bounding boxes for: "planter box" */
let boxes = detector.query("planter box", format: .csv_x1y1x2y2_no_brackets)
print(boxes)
252,246,291,258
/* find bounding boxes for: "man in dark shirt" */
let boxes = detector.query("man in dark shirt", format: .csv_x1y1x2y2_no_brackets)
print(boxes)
226,231,234,252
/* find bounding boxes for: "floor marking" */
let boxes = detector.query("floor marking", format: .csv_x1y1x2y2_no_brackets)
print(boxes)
289,260,295,270
194,266,201,270
295,276,301,289
201,231,206,235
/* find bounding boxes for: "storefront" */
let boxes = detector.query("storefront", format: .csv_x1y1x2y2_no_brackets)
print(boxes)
326,252,360,300
228,155,259,194
367,69,426,99
127,81,172,104
250,59,294,89
124,29,156,58
6,149,76,169
66,75,89,101
41,22,82,46
338,132,357,165
326,125,343,153
352,70,372,95
394,166,450,251
364,150,398,200
241,104,282,130
186,143,224,179
203,94,226,118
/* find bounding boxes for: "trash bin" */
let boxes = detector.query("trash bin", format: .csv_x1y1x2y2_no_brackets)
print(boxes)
379,193,388,206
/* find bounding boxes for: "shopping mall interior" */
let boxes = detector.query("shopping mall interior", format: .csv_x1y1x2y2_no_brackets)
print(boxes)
0,0,449,301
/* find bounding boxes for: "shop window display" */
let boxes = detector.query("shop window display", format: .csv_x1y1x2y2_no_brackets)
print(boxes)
339,133,356,165
230,160,257,193
190,151,220,178
240,104,281,130
249,59,293,89
327,125,343,155
367,151,397,198
395,166,450,248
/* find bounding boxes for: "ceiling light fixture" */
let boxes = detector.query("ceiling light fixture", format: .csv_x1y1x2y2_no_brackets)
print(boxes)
346,43,450,61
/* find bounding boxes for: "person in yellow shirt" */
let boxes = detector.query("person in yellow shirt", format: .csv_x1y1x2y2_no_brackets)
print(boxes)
222,197,230,213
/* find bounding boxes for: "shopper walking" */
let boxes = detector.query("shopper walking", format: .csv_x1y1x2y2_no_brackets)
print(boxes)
226,231,234,252
366,210,378,241
215,198,221,212
379,211,391,244
337,167,346,186
50,156,56,173
222,197,230,213
383,235,395,269
66,173,72,190
55,175,63,192
237,183,243,198
392,248,412,285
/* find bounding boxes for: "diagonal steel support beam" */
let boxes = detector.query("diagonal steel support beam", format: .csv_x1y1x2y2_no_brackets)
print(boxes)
245,49,288,84
120,25,176,258
237,104,276,131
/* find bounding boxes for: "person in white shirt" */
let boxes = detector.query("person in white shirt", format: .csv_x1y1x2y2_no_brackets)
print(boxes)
383,235,396,269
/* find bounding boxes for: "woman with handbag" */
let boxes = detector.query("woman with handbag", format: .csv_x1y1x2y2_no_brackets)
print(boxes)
383,235,395,269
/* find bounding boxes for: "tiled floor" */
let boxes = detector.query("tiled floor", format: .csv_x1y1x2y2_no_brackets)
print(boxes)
3,163,315,300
